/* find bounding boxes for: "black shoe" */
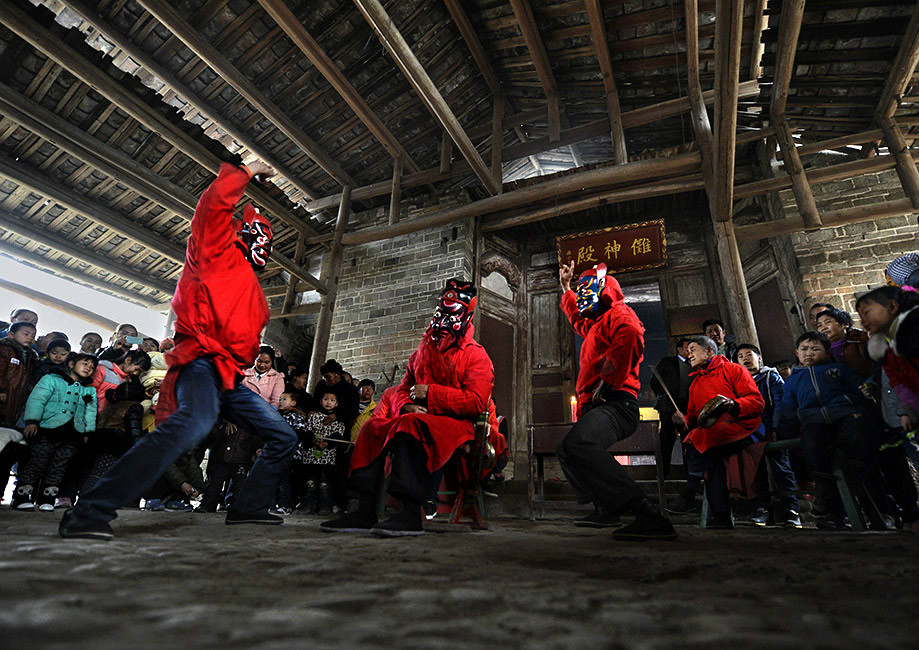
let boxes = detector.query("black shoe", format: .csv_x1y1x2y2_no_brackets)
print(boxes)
58,509,114,540
611,511,677,541
749,507,770,527
371,508,424,538
574,506,622,528
706,512,734,530
664,492,696,515
320,509,377,533
225,510,283,525
423,499,437,520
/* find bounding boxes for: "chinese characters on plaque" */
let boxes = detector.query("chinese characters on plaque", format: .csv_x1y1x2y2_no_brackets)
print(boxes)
556,220,667,277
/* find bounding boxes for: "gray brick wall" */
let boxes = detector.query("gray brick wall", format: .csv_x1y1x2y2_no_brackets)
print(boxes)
778,167,918,316
325,215,475,388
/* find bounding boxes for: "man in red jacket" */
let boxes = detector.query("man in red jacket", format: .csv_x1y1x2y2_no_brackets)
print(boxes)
321,279,495,537
60,161,297,540
556,262,676,541
664,335,765,528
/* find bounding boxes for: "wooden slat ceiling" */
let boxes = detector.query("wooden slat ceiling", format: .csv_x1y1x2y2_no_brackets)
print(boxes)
0,0,915,305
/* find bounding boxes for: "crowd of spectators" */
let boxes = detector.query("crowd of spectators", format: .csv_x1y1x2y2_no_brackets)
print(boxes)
652,253,919,532
0,309,378,517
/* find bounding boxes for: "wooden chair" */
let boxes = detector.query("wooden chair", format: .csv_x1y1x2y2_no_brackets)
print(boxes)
527,418,667,520
378,412,492,531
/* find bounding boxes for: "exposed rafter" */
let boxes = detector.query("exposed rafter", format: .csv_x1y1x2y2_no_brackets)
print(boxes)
583,0,627,164
712,0,744,222
256,0,420,174
352,0,500,195
59,0,328,214
134,0,352,188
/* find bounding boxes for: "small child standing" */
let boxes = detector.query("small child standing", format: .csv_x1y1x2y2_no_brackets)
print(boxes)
275,390,308,515
37,338,71,378
12,353,98,511
300,390,346,515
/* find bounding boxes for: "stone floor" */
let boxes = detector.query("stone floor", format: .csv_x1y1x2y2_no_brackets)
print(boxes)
0,508,916,650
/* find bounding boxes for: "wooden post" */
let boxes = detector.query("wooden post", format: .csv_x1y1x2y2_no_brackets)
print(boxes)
389,155,404,225
308,185,352,392
584,0,627,164
749,0,768,79
774,118,822,229
879,116,919,210
491,97,504,192
712,0,744,222
281,232,308,313
712,220,759,346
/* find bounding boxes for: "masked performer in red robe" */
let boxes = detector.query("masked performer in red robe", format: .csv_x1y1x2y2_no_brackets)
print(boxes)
60,161,297,540
321,279,495,537
556,261,677,541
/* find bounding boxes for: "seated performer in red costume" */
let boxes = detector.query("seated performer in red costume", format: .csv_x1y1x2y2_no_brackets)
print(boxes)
321,279,494,537
556,261,677,541
60,160,298,539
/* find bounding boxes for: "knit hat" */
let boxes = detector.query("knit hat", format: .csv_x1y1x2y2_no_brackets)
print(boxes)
320,359,343,375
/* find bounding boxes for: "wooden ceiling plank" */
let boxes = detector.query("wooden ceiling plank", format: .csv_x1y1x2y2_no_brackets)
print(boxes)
352,0,499,195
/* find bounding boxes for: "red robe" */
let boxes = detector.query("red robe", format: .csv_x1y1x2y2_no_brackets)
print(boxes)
560,275,644,417
683,355,765,453
350,326,495,474
156,164,269,424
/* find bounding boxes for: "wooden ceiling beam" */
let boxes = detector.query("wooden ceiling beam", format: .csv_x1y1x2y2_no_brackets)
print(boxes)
0,81,326,295
441,0,543,177
304,80,760,213
0,207,176,295
1,2,312,240
59,0,326,215
769,0,821,230
0,237,159,306
874,4,919,122
134,0,352,187
584,0,627,164
257,0,419,175
352,0,500,195
0,152,186,263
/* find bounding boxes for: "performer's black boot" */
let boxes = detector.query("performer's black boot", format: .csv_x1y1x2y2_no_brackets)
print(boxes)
612,497,678,541
371,504,424,537
319,493,377,533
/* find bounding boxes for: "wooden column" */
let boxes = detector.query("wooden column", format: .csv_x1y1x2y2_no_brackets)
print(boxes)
491,97,505,192
584,0,627,164
879,116,919,210
389,155,404,225
712,0,744,222
308,185,352,392
774,118,822,229
281,232,308,314
688,0,758,346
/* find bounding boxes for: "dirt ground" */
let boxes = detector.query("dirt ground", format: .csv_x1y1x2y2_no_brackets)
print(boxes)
0,508,916,650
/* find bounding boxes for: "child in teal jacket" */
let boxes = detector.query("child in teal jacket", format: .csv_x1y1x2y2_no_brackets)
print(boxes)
12,353,98,511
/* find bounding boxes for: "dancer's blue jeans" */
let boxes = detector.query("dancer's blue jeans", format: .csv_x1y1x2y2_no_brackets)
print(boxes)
70,358,296,523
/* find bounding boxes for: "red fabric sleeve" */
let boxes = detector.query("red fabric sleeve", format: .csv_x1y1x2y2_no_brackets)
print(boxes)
730,364,766,419
560,290,596,339
187,163,252,268
426,345,494,418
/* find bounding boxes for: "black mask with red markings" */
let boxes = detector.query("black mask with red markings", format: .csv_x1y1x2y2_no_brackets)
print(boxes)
236,204,273,271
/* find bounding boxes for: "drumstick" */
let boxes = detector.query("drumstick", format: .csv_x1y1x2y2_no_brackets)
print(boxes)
651,367,681,412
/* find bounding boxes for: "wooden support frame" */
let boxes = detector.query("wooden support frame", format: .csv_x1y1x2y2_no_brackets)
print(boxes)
135,0,352,187
304,81,760,213
352,0,500,195
1,2,313,240
0,81,326,294
749,0,768,79
584,0,627,164
256,0,419,174
281,232,308,314
389,155,404,225
774,118,822,229
879,115,919,210
308,185,351,391
712,0,744,222
57,0,328,212
491,97,505,192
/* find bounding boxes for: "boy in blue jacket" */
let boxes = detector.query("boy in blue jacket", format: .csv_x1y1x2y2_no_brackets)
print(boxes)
736,344,800,528
775,331,877,529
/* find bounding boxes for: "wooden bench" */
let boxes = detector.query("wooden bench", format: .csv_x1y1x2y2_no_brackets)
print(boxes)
698,438,883,530
527,418,666,520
